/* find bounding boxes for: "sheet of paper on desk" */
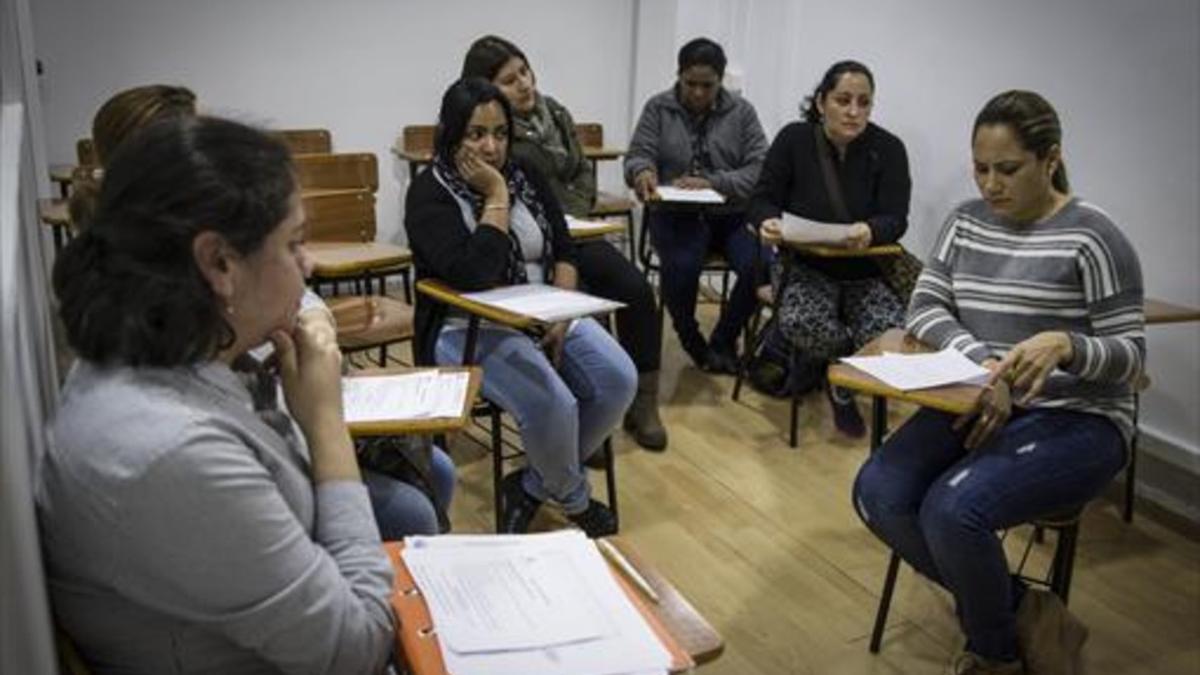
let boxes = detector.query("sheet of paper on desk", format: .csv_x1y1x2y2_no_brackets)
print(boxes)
462,285,625,323
841,347,991,391
566,215,614,233
654,185,724,204
342,371,469,422
781,212,851,245
402,531,671,675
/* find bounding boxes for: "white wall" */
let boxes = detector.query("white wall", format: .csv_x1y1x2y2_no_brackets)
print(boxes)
32,0,1200,464
32,0,636,246
662,0,1200,463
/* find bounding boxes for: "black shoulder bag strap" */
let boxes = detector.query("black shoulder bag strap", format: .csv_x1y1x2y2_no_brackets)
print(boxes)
813,123,852,222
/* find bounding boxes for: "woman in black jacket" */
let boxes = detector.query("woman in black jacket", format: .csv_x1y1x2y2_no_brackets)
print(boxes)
405,79,635,537
750,60,912,437
461,34,667,451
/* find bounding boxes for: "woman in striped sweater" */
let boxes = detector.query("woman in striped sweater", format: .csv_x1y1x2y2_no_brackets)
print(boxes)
852,91,1144,675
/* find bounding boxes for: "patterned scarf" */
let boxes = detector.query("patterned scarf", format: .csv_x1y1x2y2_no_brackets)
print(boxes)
432,152,555,285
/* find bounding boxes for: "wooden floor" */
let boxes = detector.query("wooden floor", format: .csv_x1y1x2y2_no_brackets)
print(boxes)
382,299,1200,675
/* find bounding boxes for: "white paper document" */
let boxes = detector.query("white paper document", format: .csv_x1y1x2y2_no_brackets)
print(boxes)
461,285,625,323
566,215,617,234
402,531,672,675
342,371,469,423
840,347,991,391
653,185,725,204
780,211,852,246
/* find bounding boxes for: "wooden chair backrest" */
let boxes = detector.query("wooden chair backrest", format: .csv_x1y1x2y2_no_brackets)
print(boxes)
271,128,333,155
302,190,376,242
75,138,95,166
574,122,604,148
402,125,436,157
294,152,378,193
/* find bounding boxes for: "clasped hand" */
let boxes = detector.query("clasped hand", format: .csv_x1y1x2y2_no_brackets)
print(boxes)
952,331,1073,449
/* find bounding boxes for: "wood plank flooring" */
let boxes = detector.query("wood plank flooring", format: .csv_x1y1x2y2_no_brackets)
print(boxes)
374,299,1200,675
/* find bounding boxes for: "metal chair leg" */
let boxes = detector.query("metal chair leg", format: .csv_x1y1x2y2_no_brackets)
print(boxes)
869,551,902,653
1051,523,1080,605
1125,390,1140,523
491,405,504,533
603,438,619,532
788,343,800,448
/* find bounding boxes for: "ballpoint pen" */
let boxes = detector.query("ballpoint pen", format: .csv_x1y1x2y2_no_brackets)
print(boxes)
597,538,661,604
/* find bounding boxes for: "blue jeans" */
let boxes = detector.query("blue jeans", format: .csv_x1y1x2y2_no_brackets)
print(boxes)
364,444,456,539
648,209,770,354
435,318,636,514
852,407,1126,661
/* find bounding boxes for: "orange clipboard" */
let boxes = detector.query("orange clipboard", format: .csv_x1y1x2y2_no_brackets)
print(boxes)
383,541,695,674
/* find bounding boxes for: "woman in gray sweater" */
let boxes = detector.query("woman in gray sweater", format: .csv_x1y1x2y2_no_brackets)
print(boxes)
853,91,1144,675
40,117,406,674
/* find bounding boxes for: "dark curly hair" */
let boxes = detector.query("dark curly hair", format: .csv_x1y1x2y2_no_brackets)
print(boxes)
53,115,296,367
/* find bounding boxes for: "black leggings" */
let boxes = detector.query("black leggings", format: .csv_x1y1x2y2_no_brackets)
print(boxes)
575,241,661,373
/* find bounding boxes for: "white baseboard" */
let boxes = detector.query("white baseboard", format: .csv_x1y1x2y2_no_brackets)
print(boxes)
1135,428,1200,523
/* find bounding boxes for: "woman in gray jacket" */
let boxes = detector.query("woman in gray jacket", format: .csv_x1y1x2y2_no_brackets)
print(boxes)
40,116,405,674
624,37,771,374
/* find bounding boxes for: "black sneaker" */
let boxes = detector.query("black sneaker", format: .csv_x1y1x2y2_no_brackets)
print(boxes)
682,342,709,370
500,469,542,534
567,499,618,538
702,345,740,375
827,384,866,438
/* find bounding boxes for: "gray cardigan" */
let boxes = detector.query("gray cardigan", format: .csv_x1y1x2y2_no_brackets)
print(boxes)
37,360,395,675
623,85,768,200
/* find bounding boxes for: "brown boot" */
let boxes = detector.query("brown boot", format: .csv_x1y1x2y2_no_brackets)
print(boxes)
950,651,1025,674
623,371,668,451
1016,589,1089,675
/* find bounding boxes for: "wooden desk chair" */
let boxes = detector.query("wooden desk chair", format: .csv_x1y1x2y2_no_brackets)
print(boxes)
38,197,72,252
415,279,619,533
397,125,435,178
270,128,332,155
302,190,414,365
732,241,905,447
327,294,414,366
574,123,635,258
827,329,1088,654
302,190,411,297
294,152,379,194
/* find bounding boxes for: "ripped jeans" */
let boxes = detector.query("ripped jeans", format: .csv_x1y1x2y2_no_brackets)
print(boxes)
851,407,1125,662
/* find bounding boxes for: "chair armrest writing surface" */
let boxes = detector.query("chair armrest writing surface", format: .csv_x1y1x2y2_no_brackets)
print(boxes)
568,221,626,241
382,539,707,674
415,279,538,331
826,328,983,416
1144,297,1200,325
306,242,413,278
606,537,724,666
49,164,75,185
344,366,482,436
38,198,70,227
784,242,903,258
582,146,625,161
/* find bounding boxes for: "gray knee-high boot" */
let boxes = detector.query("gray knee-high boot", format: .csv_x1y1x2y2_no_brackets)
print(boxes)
623,371,668,450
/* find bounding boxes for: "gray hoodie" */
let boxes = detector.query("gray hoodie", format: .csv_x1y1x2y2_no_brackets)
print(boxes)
624,85,768,201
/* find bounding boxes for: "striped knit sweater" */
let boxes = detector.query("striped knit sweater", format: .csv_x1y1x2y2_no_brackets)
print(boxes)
907,197,1144,444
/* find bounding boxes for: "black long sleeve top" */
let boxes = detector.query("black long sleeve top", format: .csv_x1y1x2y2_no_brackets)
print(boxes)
404,160,578,364
749,121,911,280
